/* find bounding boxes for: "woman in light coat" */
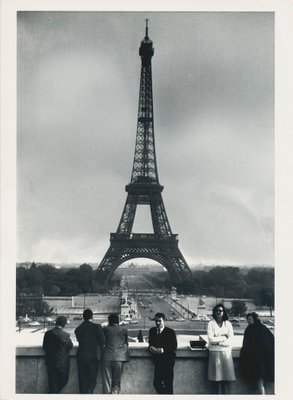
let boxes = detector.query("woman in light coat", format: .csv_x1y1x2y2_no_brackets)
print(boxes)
207,303,236,394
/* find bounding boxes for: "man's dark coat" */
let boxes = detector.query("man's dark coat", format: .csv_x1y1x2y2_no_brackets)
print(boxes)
75,320,105,394
75,320,105,361
148,326,177,394
42,326,73,393
149,326,177,363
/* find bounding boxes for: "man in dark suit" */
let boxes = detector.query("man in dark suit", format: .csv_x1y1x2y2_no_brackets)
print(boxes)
102,313,129,394
42,315,73,393
148,312,177,394
75,308,105,394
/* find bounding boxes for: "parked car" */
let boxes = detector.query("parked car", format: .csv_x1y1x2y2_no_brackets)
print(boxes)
175,317,185,322
20,315,31,323
262,319,274,326
263,323,274,330
129,320,138,324
232,322,241,327
197,315,209,321
73,316,83,320
28,321,40,327
45,317,55,326
230,318,240,323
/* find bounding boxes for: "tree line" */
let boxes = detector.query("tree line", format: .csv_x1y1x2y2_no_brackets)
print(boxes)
16,263,274,311
17,262,97,297
177,266,274,300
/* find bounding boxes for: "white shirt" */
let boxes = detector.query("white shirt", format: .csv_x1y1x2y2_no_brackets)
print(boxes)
157,326,165,334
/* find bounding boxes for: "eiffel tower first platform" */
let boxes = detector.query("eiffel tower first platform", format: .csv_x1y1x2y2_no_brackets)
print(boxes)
96,21,193,286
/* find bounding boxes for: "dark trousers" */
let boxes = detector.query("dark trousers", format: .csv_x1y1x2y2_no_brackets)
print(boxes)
102,360,124,394
47,365,69,393
153,360,175,394
77,358,99,394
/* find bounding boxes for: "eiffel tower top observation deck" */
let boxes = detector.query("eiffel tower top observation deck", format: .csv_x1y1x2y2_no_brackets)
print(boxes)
96,22,192,285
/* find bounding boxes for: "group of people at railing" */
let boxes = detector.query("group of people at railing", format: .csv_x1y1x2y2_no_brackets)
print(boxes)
43,310,128,394
42,305,274,395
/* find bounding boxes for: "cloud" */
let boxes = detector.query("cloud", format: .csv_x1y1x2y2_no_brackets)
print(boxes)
25,237,108,264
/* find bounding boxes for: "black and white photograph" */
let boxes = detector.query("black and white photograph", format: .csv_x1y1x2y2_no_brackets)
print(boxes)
1,0,293,398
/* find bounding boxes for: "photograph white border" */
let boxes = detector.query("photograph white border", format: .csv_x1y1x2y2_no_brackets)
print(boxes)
1,0,293,399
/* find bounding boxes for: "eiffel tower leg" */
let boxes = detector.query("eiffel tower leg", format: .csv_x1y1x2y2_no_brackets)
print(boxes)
150,192,172,237
116,195,137,236
96,245,126,285
164,252,193,284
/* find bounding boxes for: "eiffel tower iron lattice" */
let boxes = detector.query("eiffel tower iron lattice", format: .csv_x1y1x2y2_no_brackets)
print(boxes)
96,21,192,285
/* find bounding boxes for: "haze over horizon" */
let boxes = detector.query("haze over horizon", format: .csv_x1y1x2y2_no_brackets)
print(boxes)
18,12,274,266
16,260,274,270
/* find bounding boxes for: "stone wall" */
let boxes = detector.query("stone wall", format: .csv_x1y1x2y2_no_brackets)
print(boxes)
16,345,274,394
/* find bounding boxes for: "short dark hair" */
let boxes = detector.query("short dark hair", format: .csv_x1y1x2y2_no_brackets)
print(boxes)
155,312,166,320
83,309,93,320
212,303,229,321
246,312,259,322
56,316,67,327
108,313,119,325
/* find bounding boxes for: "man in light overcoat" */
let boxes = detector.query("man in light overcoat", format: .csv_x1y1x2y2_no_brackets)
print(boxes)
102,313,129,394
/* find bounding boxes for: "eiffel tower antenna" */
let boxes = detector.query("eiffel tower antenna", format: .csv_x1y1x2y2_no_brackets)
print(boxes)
96,23,192,286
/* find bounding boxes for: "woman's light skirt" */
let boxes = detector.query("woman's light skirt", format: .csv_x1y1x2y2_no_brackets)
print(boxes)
208,349,236,381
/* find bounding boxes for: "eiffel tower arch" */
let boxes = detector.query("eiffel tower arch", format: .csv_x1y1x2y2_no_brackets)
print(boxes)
96,21,193,286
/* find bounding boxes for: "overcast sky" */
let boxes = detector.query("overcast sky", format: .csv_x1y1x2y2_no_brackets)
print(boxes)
17,11,274,266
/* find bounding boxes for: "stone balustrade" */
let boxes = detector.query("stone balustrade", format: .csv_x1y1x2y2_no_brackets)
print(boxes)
16,341,274,394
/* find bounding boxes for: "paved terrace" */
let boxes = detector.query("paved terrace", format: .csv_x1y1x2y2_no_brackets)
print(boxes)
16,331,274,394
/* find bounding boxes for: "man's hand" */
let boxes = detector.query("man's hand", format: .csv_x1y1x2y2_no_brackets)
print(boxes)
149,346,163,354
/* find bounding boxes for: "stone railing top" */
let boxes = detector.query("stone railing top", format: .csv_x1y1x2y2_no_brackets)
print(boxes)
16,333,243,358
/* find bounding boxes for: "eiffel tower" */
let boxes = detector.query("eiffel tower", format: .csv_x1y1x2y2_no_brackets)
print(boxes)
96,21,192,286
